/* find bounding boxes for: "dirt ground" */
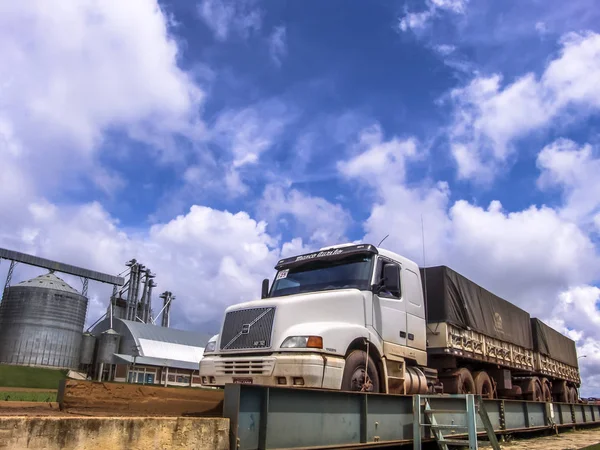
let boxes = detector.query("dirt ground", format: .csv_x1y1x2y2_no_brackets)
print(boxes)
60,379,224,416
500,428,600,449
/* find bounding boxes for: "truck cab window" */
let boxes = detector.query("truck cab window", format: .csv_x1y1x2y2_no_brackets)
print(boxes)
377,260,401,299
270,253,374,298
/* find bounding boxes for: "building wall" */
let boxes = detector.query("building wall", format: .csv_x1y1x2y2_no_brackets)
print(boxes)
112,364,202,388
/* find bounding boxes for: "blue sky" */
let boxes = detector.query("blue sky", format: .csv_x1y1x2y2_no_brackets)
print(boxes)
1,0,600,394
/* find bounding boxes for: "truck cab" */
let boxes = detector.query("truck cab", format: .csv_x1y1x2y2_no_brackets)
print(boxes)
199,243,432,394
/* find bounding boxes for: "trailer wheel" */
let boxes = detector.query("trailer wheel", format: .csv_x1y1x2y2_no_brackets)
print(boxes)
552,380,569,403
473,371,494,399
540,378,552,403
443,368,475,395
569,386,578,404
341,350,380,393
518,378,543,401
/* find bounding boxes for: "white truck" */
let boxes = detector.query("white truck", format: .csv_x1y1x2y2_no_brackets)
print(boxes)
199,243,581,402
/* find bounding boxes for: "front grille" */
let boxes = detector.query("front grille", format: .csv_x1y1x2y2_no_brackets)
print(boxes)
214,358,275,375
219,307,275,351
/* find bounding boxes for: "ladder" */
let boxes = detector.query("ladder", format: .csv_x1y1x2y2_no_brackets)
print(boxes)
413,394,501,450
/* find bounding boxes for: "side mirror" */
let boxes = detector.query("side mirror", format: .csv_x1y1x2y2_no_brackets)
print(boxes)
261,279,269,299
383,264,400,292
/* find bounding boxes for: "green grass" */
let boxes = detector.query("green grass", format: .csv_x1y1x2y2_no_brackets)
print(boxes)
0,391,57,402
0,364,67,389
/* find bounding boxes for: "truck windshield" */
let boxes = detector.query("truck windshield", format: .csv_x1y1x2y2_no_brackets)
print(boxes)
270,254,374,298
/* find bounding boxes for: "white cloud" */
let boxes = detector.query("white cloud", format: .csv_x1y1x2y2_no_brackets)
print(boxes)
546,286,600,397
434,44,456,56
537,138,600,231
0,0,205,195
399,0,468,32
210,100,292,195
535,21,548,35
269,26,287,66
259,184,352,247
197,0,261,41
448,31,600,181
338,124,420,184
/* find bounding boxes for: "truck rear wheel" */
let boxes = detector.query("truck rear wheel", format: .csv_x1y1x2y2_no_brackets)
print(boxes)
443,368,475,395
519,378,543,402
341,350,380,393
553,380,569,403
540,378,552,402
473,371,494,399
569,386,578,403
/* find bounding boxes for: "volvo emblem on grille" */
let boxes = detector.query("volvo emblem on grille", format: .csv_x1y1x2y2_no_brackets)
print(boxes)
221,307,275,351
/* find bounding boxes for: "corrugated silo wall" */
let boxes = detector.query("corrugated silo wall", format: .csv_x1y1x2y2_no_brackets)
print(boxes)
79,333,97,365
0,285,88,369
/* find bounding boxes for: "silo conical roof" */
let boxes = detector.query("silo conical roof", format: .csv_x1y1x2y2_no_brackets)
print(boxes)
15,272,79,294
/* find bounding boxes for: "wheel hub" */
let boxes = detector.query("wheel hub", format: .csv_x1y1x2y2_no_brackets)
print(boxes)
351,367,373,392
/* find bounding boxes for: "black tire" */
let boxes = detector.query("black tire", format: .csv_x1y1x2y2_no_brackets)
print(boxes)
569,386,578,404
473,371,494,399
553,380,569,403
540,378,552,403
341,350,380,393
444,368,475,394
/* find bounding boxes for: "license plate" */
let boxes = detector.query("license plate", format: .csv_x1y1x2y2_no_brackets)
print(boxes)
233,377,253,384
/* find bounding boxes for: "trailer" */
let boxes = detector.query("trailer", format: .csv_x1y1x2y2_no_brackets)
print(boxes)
199,243,582,403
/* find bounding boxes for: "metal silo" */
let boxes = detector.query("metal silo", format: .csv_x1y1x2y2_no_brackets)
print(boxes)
0,272,88,369
97,328,121,364
79,332,97,365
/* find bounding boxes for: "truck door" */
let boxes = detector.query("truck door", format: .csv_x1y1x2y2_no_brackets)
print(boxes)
372,257,407,346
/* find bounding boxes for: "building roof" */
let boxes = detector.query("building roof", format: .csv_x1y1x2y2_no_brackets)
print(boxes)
16,272,80,294
92,318,210,368
120,319,208,347
113,354,199,371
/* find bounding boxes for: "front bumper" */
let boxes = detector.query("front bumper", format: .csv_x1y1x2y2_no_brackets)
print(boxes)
199,353,345,389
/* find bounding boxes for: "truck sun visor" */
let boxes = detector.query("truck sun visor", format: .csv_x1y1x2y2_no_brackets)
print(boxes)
275,244,378,270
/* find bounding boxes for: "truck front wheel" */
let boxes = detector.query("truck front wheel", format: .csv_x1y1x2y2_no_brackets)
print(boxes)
341,350,380,393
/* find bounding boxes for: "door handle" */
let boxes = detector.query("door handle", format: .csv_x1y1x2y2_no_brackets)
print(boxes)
408,333,414,341
400,331,406,338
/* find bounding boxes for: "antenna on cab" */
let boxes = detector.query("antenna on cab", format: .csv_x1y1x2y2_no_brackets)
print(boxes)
377,234,389,247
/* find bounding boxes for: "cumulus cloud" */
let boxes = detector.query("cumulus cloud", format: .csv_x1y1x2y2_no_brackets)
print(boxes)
209,99,293,195
537,138,600,231
338,124,421,184
197,0,262,41
546,287,600,397
259,184,352,247
448,31,600,181
398,0,468,33
0,0,205,195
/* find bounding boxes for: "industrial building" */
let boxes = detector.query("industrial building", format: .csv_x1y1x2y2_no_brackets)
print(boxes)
0,248,124,370
86,317,209,387
0,248,208,387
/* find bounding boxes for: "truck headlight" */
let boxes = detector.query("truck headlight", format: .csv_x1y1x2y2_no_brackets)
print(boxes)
281,336,323,349
205,341,216,353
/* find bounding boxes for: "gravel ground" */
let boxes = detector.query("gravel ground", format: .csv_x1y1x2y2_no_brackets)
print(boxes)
500,428,600,449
